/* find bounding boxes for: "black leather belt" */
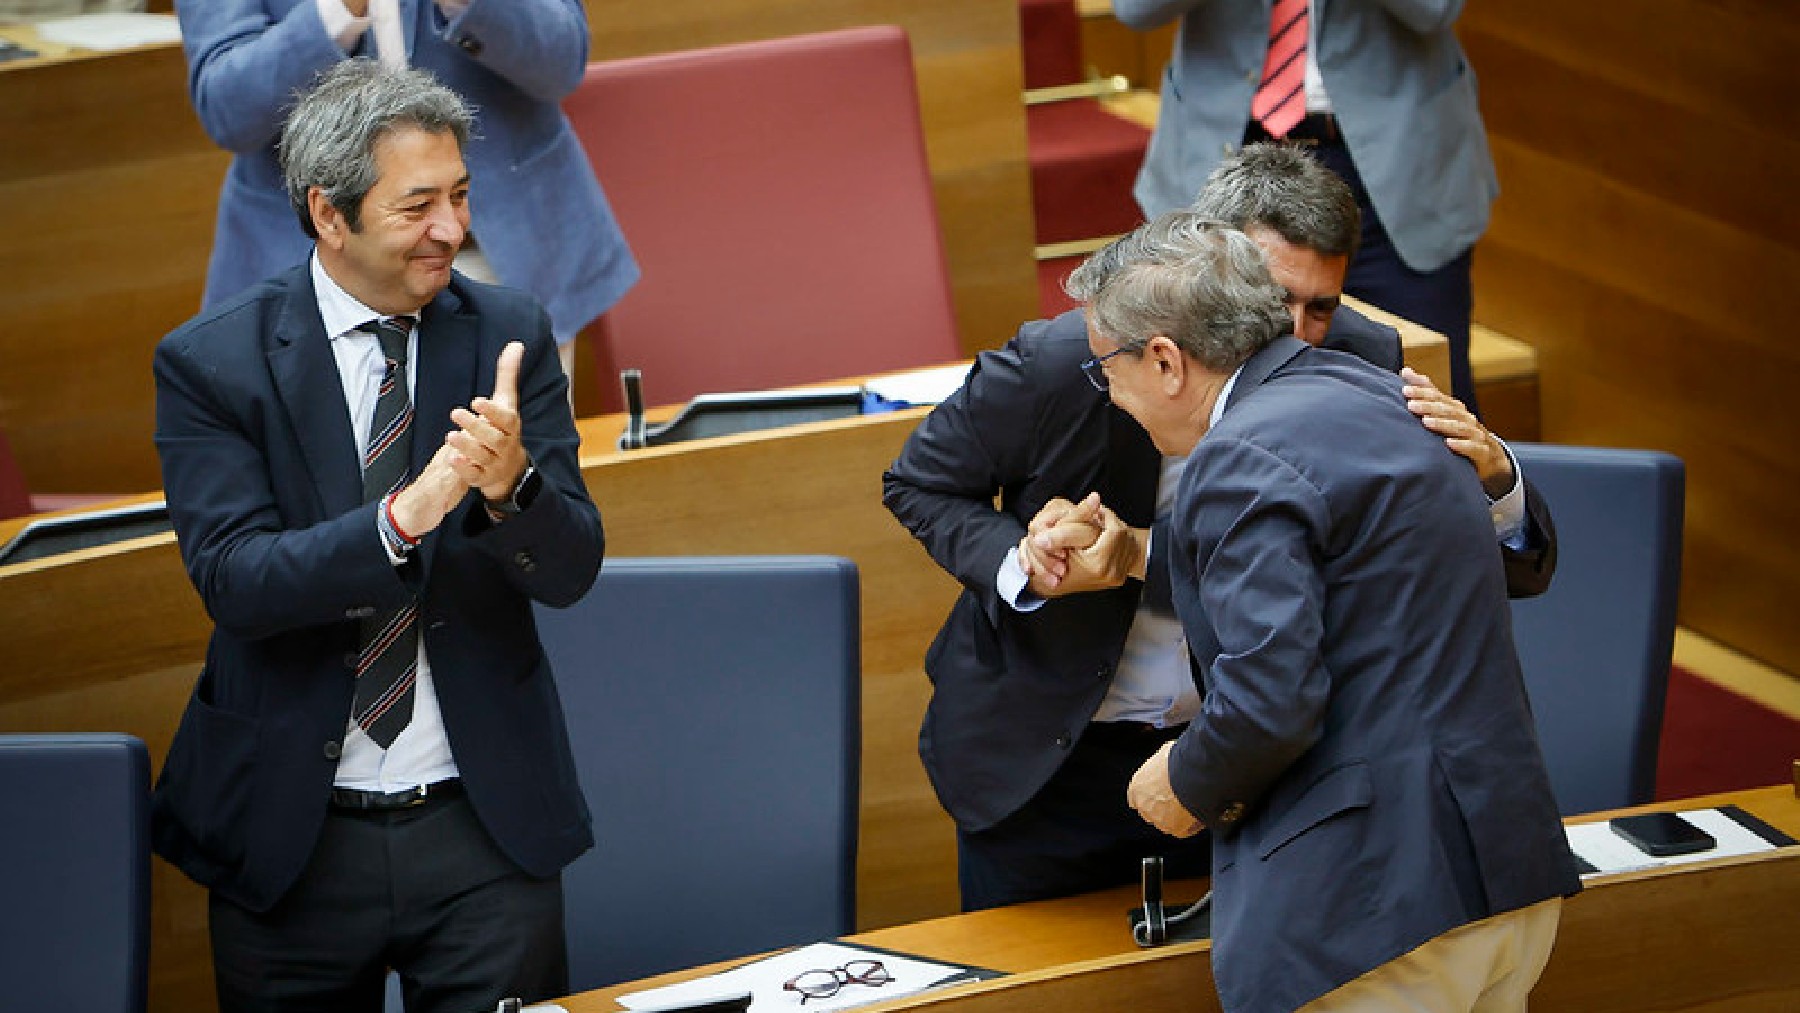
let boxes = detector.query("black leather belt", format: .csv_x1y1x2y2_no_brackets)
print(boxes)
1084,720,1188,746
329,778,461,811
1247,112,1342,146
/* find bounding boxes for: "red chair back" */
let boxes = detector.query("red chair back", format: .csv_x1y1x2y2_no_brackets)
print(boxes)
566,26,962,412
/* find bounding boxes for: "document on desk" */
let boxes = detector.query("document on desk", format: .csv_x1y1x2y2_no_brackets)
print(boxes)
32,13,180,50
1564,806,1795,877
616,940,996,1012
861,363,972,407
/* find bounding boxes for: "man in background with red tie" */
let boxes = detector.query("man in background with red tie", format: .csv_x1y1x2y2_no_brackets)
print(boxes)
152,60,604,1012
1113,0,1494,415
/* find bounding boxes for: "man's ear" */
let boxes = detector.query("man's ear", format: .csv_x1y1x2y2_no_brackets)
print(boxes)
1147,335,1187,393
308,187,345,249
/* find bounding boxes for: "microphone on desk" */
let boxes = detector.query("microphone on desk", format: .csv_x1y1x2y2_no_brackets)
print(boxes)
620,368,648,450
1134,855,1211,947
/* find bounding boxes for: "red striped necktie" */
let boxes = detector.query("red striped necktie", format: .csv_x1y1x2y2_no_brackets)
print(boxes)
355,316,418,749
1251,0,1310,139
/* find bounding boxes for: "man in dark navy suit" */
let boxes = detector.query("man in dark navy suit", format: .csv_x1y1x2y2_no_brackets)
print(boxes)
152,60,602,1012
883,143,1554,911
1072,212,1577,1012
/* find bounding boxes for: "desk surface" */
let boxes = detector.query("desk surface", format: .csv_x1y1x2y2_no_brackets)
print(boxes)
558,785,1800,1013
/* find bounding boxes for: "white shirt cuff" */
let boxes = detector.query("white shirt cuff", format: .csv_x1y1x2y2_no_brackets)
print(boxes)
999,546,1047,613
1490,440,1528,547
316,0,369,51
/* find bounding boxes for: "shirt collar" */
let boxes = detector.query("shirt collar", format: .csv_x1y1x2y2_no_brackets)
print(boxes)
1207,364,1245,430
311,251,419,341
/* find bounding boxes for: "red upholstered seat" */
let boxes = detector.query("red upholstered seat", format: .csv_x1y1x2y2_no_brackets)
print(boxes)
1019,0,1082,89
1026,99,1150,247
566,26,962,413
0,430,31,521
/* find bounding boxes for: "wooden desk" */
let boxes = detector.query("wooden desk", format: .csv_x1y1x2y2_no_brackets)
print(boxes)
559,785,1800,1013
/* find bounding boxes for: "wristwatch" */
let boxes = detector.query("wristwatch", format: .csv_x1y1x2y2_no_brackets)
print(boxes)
486,462,541,518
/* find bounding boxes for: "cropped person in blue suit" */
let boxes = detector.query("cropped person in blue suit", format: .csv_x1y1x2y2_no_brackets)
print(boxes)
152,61,603,1012
1114,0,1493,412
1062,212,1579,1012
883,144,1554,912
178,0,638,379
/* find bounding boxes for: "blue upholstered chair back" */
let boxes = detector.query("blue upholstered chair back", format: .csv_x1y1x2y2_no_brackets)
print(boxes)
534,555,861,991
0,732,151,1012
1508,444,1685,815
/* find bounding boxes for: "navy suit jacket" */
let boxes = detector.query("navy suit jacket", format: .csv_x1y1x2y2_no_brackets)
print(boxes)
883,307,1553,833
1165,337,1579,1011
151,264,603,911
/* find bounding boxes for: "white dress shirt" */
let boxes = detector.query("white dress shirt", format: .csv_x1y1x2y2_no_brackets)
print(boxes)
311,253,460,792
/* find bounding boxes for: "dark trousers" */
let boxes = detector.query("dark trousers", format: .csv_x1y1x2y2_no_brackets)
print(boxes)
956,721,1213,912
1247,122,1480,414
209,792,568,1013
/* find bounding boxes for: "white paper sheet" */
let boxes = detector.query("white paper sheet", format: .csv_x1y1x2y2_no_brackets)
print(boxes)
1564,807,1781,877
617,941,982,1012
33,12,179,50
862,363,972,407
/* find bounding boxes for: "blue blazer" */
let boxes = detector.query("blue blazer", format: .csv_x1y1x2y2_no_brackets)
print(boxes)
151,264,604,911
883,307,1554,833
1114,0,1497,273
1165,337,1579,1012
179,0,638,339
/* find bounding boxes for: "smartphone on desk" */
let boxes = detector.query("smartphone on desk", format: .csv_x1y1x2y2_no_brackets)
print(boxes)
0,39,42,63
1609,812,1716,857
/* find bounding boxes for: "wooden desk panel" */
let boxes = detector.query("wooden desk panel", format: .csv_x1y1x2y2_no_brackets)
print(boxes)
561,786,1800,1013
0,38,228,495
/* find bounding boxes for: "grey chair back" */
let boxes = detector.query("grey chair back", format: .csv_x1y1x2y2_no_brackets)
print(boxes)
534,555,860,990
0,732,150,1012
1508,443,1685,815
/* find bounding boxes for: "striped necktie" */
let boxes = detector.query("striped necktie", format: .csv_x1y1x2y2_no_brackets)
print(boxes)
1251,0,1309,139
355,316,418,749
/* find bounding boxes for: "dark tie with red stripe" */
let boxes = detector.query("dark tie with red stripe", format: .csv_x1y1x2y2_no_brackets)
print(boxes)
1251,0,1309,139
356,317,418,748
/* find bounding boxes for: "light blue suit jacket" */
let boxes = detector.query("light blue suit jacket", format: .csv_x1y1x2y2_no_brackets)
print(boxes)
1164,336,1578,1012
1113,0,1497,273
179,0,638,340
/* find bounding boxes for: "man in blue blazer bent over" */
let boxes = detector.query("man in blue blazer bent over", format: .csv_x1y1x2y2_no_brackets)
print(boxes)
1063,212,1579,1011
152,61,603,1012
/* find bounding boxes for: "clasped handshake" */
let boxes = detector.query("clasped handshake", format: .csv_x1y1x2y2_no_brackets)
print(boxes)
1018,491,1150,600
390,341,530,539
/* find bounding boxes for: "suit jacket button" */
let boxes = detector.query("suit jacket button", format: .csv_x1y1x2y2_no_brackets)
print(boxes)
458,35,482,55
1096,663,1112,680
323,741,342,760
1219,802,1245,824
513,550,536,572
1054,733,1072,749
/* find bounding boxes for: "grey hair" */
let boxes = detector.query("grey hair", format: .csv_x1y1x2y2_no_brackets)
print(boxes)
279,58,472,239
1065,211,1292,373
1188,142,1361,260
